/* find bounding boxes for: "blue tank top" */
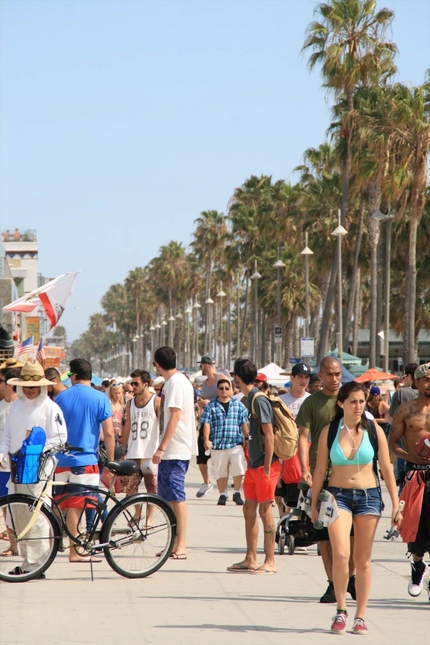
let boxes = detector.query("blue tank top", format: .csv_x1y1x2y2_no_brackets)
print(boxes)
329,419,375,466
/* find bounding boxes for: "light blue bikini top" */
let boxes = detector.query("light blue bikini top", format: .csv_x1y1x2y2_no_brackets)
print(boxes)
329,419,375,466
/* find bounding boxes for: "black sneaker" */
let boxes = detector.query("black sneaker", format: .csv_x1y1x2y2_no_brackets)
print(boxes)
320,580,336,603
232,492,244,506
347,575,356,600
217,495,227,506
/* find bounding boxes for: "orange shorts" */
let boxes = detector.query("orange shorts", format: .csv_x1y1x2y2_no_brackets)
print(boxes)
243,460,280,503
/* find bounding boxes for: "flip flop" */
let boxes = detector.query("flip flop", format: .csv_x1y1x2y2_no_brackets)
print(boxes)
0,548,18,557
227,562,256,572
169,552,187,560
252,567,276,575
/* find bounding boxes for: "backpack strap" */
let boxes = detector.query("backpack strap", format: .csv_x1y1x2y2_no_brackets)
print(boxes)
250,391,266,453
326,419,339,481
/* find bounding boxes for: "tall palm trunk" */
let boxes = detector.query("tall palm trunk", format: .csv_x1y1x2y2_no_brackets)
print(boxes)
318,89,354,365
343,203,365,349
405,215,419,363
352,267,362,356
367,180,382,367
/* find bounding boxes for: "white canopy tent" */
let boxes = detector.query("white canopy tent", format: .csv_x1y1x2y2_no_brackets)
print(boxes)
256,362,289,388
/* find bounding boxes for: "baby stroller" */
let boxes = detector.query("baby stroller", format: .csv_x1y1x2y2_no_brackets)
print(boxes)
276,482,319,555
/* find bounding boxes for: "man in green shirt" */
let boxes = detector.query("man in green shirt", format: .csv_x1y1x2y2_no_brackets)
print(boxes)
296,356,355,604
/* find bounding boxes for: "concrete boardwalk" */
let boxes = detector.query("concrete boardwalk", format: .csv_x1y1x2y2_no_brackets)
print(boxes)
0,463,428,645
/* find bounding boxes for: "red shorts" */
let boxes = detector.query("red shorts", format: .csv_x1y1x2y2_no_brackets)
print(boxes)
243,460,280,503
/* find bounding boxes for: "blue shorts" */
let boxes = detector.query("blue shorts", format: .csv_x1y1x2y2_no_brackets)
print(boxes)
158,460,189,503
327,486,382,517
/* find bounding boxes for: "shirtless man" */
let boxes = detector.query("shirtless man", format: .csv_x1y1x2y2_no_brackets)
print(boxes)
389,362,430,599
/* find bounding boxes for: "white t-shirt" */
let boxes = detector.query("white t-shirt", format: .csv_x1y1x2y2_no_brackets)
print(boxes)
280,391,310,419
0,400,12,472
126,395,159,459
161,372,197,460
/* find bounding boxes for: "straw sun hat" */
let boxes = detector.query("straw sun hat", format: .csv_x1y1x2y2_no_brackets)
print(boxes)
7,361,52,387
0,357,24,370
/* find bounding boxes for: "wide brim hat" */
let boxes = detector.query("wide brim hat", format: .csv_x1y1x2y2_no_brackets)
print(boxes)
7,361,52,387
0,357,24,370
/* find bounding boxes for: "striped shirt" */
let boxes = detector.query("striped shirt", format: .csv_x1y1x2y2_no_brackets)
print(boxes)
200,397,248,450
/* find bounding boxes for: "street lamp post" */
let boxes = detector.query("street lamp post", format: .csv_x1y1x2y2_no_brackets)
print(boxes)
205,294,214,356
331,210,347,364
175,312,183,368
235,276,243,359
185,305,192,371
161,320,167,346
193,300,201,366
273,249,285,365
149,324,155,361
300,232,314,338
216,283,226,367
250,261,262,366
168,314,175,347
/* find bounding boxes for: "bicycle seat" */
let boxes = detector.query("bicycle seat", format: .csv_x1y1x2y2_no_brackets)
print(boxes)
105,460,139,476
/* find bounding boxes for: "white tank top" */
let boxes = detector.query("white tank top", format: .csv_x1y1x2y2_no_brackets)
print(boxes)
126,395,159,459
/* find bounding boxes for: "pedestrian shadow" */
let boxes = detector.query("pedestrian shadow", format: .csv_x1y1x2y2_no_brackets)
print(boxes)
156,623,328,634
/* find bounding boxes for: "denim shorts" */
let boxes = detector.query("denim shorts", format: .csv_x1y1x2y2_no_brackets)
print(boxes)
327,486,382,517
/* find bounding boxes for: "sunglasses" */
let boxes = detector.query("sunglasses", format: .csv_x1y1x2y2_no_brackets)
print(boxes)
111,383,122,388
67,372,76,378
217,386,230,391
0,379,6,384
131,381,144,387
21,374,44,382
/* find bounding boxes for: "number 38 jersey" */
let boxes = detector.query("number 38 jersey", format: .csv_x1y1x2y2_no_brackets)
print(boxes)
126,395,159,459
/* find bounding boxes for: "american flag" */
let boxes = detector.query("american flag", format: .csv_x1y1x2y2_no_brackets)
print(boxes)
15,336,35,357
36,338,46,366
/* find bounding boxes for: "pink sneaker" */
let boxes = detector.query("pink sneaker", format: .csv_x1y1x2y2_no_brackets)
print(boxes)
331,610,348,634
353,618,368,635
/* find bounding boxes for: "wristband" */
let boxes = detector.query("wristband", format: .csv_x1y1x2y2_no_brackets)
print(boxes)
157,447,165,452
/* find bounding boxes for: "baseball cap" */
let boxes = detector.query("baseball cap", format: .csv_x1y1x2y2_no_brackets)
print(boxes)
415,363,430,380
370,385,381,396
255,372,268,383
291,363,311,377
198,355,215,365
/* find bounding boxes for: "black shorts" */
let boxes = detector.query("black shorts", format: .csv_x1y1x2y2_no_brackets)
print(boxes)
408,474,430,557
196,424,210,465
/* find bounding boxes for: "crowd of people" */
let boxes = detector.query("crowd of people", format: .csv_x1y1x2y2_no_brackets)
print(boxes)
0,351,429,634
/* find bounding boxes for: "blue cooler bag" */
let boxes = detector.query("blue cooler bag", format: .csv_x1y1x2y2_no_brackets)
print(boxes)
10,426,47,484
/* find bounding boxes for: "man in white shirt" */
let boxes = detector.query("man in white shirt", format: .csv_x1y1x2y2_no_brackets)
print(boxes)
152,347,197,560
280,363,311,415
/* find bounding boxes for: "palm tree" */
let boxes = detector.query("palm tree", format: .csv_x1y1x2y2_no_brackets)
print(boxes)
192,210,229,354
303,0,397,361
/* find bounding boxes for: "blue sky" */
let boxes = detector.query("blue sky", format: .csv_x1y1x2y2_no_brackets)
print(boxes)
1,0,429,342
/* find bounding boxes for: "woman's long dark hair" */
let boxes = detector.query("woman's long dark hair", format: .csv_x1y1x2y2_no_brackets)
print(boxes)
332,381,369,432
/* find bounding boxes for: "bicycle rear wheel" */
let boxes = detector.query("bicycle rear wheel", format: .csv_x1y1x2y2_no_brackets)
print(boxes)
0,494,60,582
101,494,176,578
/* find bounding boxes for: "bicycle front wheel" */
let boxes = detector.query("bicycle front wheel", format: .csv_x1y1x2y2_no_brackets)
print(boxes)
101,494,176,578
0,494,60,583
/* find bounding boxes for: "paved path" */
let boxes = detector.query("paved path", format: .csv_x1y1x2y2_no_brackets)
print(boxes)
0,464,428,645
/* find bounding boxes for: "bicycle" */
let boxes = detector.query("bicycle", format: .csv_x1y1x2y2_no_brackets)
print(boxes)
0,444,176,583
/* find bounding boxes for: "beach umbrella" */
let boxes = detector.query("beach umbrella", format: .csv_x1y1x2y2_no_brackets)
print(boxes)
355,368,398,383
